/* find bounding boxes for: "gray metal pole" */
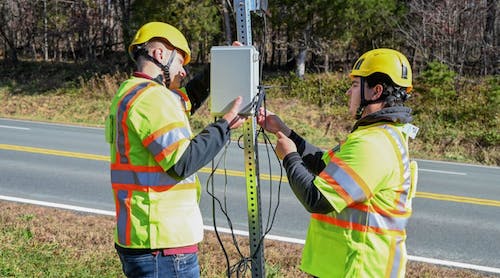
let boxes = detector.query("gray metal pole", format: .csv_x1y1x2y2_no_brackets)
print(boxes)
233,0,265,277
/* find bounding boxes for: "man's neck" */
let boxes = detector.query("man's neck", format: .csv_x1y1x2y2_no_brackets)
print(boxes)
362,103,384,117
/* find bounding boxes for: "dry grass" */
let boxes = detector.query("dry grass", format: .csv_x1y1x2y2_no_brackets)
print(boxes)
0,201,498,278
1,66,499,166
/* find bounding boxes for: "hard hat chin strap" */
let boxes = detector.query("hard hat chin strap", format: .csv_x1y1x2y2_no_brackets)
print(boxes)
355,77,385,119
140,48,177,87
356,78,368,119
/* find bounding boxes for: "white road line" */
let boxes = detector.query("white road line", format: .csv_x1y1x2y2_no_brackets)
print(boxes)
0,125,30,130
408,255,500,274
0,118,101,130
416,158,500,169
419,168,467,175
0,195,114,216
1,195,499,275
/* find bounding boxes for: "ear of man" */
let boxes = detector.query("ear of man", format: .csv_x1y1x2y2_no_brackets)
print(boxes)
372,84,384,100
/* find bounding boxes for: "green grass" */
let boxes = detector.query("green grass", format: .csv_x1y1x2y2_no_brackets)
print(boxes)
1,202,498,278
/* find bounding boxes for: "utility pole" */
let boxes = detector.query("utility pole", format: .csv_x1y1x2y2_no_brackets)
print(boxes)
233,0,268,277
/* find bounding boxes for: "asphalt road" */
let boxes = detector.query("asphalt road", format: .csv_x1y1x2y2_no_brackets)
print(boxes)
1,118,499,272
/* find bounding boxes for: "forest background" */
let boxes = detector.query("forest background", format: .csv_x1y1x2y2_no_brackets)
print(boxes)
0,0,499,167
0,1,499,277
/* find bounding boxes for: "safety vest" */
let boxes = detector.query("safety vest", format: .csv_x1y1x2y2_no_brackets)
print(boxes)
303,122,418,278
105,76,203,249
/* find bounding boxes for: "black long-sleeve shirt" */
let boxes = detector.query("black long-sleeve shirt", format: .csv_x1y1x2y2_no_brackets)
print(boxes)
167,119,230,180
283,131,334,214
282,106,413,214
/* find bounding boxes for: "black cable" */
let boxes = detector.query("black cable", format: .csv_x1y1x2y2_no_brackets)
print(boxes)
206,131,250,277
208,104,284,277
229,11,287,277
207,7,288,277
261,127,283,234
248,103,284,260
208,117,231,277
229,90,286,276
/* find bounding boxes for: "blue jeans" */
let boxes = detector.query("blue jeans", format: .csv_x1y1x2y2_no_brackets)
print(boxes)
117,251,200,278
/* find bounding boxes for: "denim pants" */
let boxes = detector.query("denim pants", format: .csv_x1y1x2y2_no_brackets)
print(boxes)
118,251,200,278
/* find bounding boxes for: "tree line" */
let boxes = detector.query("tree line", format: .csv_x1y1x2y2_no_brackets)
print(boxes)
0,0,498,77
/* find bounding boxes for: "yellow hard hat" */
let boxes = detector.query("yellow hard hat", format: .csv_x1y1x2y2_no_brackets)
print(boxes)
350,48,412,92
128,22,191,65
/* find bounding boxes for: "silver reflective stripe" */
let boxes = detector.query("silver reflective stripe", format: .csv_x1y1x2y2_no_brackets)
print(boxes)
116,82,151,164
322,161,368,202
116,189,129,245
146,126,191,157
111,169,195,186
330,206,408,231
380,125,411,212
390,236,405,277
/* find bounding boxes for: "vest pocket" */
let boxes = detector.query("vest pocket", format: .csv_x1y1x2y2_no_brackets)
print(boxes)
408,160,418,203
105,114,115,144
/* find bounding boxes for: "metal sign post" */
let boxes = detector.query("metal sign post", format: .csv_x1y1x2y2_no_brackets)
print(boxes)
233,0,266,277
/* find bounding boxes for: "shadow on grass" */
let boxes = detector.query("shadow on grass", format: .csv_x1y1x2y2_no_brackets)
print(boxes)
0,53,131,95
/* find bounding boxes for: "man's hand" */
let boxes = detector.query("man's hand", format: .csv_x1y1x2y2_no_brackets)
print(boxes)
256,107,291,136
222,96,247,129
275,131,297,160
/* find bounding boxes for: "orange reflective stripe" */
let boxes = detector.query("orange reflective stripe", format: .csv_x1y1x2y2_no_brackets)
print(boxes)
351,201,411,218
116,82,155,164
171,88,192,114
114,188,133,245
111,163,163,172
313,213,406,236
348,202,369,211
349,203,410,218
142,122,186,147
313,213,369,232
111,166,196,190
330,153,372,199
319,171,353,204
143,126,191,163
319,150,372,205
113,180,198,246
153,139,187,162
373,202,412,217
111,183,166,192
312,211,407,236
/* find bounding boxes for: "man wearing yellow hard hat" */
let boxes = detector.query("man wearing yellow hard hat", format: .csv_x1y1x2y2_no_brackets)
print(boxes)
106,22,246,277
257,48,419,277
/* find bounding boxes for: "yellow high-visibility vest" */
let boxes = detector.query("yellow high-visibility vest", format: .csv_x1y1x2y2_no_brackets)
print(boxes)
303,122,418,278
105,76,203,249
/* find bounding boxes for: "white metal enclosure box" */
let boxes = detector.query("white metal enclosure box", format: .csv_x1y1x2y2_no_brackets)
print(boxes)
210,46,259,116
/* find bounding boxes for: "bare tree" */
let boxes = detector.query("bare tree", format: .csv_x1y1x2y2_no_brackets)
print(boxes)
483,0,497,75
0,0,31,63
399,0,498,75
0,0,126,63
221,0,233,46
